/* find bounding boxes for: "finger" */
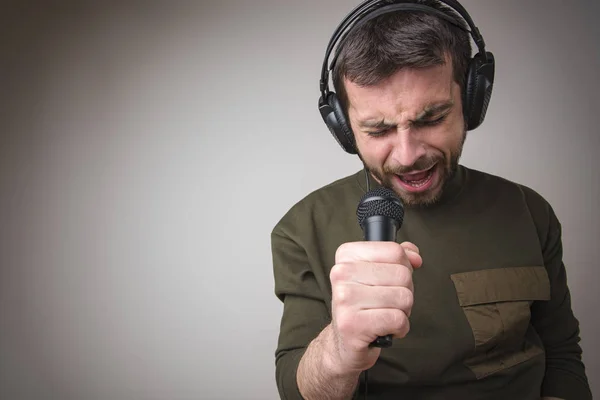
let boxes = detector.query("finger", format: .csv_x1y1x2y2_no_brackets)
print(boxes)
335,241,408,265
405,250,423,270
333,282,414,314
330,262,413,289
400,242,423,269
360,308,410,341
400,241,419,254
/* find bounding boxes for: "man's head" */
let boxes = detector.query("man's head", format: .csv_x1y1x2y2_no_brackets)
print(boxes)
332,1,472,207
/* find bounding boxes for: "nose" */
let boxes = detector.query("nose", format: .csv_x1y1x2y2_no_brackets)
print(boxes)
390,127,427,167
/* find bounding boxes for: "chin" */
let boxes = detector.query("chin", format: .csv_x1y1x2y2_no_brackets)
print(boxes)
396,188,443,208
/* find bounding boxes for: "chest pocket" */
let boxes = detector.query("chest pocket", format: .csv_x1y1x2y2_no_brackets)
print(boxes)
450,266,551,379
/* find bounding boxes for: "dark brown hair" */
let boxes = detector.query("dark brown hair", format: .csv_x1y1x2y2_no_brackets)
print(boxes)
332,0,472,114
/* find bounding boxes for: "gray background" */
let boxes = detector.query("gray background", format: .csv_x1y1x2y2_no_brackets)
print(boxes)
1,1,598,399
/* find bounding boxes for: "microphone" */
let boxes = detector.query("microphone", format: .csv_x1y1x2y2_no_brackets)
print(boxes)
356,186,405,348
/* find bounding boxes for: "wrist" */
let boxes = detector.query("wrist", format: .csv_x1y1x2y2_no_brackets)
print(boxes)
320,324,361,380
297,324,361,400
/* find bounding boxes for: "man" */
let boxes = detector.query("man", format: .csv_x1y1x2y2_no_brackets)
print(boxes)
271,1,592,399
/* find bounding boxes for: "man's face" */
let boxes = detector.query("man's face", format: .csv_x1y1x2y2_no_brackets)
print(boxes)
345,59,467,207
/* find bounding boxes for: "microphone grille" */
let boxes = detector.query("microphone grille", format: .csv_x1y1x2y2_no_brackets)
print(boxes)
356,186,405,229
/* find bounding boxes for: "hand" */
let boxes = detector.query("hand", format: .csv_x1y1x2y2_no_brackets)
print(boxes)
327,241,422,375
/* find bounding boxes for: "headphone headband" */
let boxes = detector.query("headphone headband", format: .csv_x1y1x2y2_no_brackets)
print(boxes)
319,0,487,100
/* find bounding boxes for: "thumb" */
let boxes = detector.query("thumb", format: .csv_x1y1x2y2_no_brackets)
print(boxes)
400,241,423,270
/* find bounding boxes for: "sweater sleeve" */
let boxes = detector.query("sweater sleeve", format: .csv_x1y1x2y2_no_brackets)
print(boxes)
271,223,332,400
527,196,592,399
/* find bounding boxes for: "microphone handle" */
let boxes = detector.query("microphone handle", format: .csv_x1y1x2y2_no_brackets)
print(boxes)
363,216,399,242
363,216,400,348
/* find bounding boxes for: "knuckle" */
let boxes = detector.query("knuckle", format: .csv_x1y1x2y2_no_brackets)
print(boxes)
400,287,414,310
393,265,413,286
335,242,353,263
391,310,409,335
333,282,352,306
335,310,355,335
329,263,347,283
390,242,407,263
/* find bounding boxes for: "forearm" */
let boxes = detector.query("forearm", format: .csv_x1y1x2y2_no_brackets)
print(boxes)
297,324,361,400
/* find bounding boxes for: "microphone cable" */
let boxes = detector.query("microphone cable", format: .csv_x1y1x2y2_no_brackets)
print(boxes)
363,165,371,192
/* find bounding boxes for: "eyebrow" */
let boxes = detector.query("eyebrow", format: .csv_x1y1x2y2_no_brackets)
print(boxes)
358,119,397,130
414,101,454,122
357,101,454,129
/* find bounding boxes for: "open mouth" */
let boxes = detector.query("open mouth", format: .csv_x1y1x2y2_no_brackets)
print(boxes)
396,164,437,192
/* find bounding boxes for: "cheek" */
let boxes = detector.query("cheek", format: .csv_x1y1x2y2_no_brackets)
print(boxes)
357,136,393,165
431,118,465,152
430,130,455,150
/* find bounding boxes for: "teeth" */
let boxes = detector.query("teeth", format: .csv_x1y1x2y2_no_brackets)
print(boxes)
401,169,433,187
406,179,428,188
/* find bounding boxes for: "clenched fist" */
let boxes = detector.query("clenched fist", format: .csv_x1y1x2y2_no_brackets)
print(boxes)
328,241,422,375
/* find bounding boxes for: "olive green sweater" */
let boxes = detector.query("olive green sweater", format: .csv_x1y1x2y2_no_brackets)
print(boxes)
271,165,591,400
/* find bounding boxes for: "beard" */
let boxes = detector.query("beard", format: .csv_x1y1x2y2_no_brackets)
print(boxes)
360,130,466,208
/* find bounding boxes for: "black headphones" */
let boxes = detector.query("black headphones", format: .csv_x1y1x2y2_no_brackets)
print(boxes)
318,0,495,155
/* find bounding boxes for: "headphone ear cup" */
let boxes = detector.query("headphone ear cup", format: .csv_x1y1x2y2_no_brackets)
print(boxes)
318,92,357,154
330,94,357,153
464,51,495,130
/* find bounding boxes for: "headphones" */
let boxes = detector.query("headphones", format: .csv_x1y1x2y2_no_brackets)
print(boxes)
318,0,495,155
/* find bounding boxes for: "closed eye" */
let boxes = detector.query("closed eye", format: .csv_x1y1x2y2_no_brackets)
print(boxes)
413,114,448,128
366,128,393,137
363,112,449,136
